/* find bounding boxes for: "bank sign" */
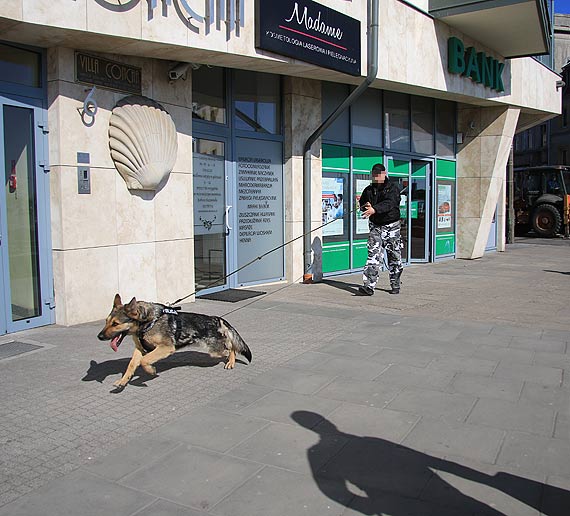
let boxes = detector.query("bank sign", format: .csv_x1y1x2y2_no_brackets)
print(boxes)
255,0,361,76
448,37,505,93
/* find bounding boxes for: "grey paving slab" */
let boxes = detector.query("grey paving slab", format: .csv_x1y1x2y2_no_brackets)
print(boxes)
119,446,262,511
316,340,383,359
226,421,348,475
206,383,273,412
473,344,535,365
554,414,569,439
456,332,514,348
497,432,570,478
394,334,482,357
449,373,523,402
0,470,153,516
317,438,433,499
368,348,437,368
317,403,419,442
210,466,352,516
520,383,570,416
134,499,209,516
510,336,567,353
541,329,570,344
374,364,456,391
239,389,342,426
386,388,477,423
283,350,331,370
493,362,563,387
467,398,556,437
314,377,402,408
426,355,498,376
310,355,392,380
149,406,269,452
491,326,544,338
82,434,181,481
534,351,570,370
249,366,337,395
402,419,505,464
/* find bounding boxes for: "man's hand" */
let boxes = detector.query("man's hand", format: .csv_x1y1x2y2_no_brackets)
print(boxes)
361,202,375,219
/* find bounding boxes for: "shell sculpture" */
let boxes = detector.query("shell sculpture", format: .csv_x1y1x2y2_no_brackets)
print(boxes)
109,96,178,191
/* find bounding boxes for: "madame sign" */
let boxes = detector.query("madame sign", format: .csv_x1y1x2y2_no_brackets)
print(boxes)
448,36,505,93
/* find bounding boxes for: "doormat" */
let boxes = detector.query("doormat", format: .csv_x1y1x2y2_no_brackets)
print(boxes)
199,289,266,303
0,341,42,361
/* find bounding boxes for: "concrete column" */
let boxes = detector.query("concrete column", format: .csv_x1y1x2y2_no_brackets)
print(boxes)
456,104,520,259
283,77,322,283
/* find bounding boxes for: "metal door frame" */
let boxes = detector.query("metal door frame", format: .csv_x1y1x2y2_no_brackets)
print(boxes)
0,93,54,334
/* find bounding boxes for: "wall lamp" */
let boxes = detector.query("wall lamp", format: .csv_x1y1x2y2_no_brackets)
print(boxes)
556,80,565,91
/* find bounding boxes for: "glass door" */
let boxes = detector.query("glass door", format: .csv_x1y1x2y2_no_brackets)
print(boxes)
0,95,53,334
410,160,431,262
192,137,231,293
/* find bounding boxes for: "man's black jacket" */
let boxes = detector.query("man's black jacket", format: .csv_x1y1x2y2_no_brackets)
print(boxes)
359,178,401,226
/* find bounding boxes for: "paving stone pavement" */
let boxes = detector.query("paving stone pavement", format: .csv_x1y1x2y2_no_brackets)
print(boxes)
0,242,568,515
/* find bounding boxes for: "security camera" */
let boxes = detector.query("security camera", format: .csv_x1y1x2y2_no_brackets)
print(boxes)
168,63,191,81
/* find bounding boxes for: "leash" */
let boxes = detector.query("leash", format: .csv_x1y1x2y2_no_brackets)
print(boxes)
168,205,360,307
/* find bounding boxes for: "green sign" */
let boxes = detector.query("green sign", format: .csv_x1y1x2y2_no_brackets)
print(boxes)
448,37,504,92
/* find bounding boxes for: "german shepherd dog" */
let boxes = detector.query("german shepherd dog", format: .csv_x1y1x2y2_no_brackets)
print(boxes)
97,294,252,389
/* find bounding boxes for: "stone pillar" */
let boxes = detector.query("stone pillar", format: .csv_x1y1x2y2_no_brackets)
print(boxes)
47,47,195,325
283,77,322,283
456,105,520,259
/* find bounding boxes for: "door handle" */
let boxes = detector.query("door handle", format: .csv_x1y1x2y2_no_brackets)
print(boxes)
225,205,233,231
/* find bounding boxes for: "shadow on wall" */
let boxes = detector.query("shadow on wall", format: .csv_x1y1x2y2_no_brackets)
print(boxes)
291,411,569,516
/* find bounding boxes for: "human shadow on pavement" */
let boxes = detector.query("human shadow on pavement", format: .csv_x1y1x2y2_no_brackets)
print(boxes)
82,350,236,386
291,411,570,516
544,269,570,276
322,279,363,296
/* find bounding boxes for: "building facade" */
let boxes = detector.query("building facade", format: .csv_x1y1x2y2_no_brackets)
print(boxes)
514,11,570,167
0,0,559,331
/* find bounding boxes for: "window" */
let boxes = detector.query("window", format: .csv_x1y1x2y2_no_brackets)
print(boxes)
435,100,455,158
411,96,434,155
385,91,410,151
352,88,382,147
0,43,41,88
192,66,226,124
234,70,281,134
322,81,350,143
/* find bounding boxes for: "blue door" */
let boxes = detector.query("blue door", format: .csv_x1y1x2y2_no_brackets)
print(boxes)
0,94,54,334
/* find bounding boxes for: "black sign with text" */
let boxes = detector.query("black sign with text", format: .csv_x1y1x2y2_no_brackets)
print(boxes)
255,0,361,76
75,52,142,94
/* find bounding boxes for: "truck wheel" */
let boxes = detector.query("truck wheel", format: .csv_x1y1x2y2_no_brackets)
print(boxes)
531,204,562,237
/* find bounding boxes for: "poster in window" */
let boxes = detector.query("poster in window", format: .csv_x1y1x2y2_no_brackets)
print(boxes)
322,177,345,237
355,179,370,235
437,184,452,229
193,153,225,235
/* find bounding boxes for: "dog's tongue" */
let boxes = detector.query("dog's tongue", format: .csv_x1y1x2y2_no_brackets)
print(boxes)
110,336,120,352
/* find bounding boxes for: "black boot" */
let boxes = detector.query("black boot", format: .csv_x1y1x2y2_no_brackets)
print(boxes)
389,270,402,295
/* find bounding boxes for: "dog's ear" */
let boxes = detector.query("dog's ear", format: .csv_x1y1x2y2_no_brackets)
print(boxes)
124,297,152,321
113,294,122,308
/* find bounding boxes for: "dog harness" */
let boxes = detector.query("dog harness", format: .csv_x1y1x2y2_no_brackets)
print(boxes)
138,306,182,354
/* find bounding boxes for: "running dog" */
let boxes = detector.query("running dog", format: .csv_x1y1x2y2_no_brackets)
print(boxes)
97,294,252,389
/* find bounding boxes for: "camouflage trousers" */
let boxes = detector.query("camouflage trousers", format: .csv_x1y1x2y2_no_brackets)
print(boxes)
362,220,404,289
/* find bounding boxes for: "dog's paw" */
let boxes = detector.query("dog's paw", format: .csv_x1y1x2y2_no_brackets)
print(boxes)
113,379,126,388
224,361,235,370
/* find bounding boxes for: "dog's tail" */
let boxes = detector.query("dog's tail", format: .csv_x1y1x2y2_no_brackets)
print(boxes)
224,319,252,363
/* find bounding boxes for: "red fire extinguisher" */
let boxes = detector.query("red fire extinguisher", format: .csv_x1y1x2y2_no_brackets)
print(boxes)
9,160,17,194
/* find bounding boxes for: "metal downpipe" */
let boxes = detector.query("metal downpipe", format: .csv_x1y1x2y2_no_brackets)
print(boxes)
302,0,379,280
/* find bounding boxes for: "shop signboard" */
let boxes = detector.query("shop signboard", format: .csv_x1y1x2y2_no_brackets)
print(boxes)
255,0,361,76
